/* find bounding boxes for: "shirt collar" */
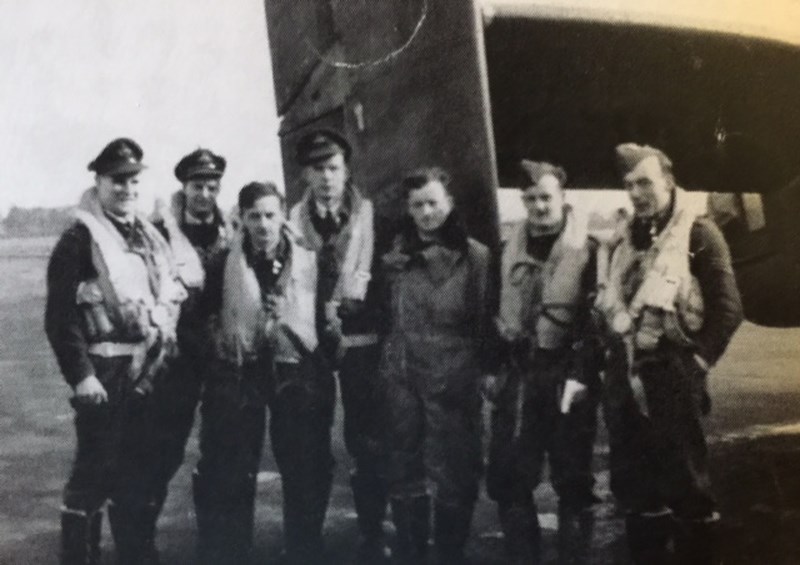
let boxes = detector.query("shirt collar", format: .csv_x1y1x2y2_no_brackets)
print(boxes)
314,199,341,219
104,210,136,230
184,209,216,226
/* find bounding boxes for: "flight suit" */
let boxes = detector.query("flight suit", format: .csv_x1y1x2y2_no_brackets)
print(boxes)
379,217,493,564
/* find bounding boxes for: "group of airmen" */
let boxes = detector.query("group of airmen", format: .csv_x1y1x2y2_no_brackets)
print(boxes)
46,129,743,565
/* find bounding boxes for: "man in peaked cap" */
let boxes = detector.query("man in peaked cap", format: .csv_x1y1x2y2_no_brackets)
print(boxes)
295,128,352,167
46,138,186,564
144,147,232,562
89,138,147,176
594,143,743,564
285,129,390,563
487,160,601,564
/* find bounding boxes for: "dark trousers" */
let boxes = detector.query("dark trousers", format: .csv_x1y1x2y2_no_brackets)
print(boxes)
382,338,483,563
193,352,337,562
339,345,386,479
106,352,207,564
603,346,715,519
64,355,152,513
269,354,336,557
193,357,270,563
383,361,483,509
338,344,390,546
487,351,598,509
146,354,204,507
62,355,157,565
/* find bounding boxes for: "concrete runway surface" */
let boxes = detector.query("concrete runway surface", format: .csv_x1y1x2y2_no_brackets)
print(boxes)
2,238,800,564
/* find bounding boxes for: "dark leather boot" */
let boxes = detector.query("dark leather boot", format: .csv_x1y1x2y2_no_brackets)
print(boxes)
108,500,161,565
61,508,103,565
625,510,674,565
88,511,102,565
281,474,328,565
433,500,473,565
557,503,594,565
193,471,257,565
390,495,430,563
351,472,390,563
193,471,229,565
231,477,258,563
139,500,162,565
499,503,541,565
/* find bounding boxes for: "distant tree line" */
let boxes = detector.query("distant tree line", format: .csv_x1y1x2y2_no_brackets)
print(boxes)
0,205,622,239
0,206,75,238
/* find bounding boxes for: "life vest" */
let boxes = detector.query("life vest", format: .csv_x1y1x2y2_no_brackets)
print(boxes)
289,184,374,303
218,227,318,364
72,187,187,358
150,191,229,289
497,206,590,349
596,188,705,352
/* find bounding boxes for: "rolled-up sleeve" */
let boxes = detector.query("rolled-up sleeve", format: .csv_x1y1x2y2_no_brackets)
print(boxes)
690,218,744,366
45,224,96,387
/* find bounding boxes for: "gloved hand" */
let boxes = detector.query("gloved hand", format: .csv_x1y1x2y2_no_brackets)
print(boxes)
560,378,588,414
73,375,108,405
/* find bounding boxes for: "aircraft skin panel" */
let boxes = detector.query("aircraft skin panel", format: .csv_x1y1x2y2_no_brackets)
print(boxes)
482,14,800,325
276,52,350,135
264,0,500,248
263,2,332,115
480,0,800,46
484,16,800,193
264,0,800,325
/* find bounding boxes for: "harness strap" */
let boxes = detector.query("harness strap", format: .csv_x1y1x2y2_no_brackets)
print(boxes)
88,342,145,357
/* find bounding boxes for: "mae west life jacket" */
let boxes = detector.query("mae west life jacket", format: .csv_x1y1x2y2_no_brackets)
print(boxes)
218,227,318,364
289,185,374,304
150,191,230,290
596,188,705,352
497,205,590,349
72,187,187,385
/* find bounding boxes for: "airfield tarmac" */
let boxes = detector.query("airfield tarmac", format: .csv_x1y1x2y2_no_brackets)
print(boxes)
2,237,800,564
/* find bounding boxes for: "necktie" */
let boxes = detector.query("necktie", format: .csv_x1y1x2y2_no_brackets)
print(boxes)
319,208,338,240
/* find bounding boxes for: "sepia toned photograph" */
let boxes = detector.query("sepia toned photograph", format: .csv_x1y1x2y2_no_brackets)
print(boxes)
2,1,800,563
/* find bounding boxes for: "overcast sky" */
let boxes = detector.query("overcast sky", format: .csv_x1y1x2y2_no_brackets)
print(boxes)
0,0,282,215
